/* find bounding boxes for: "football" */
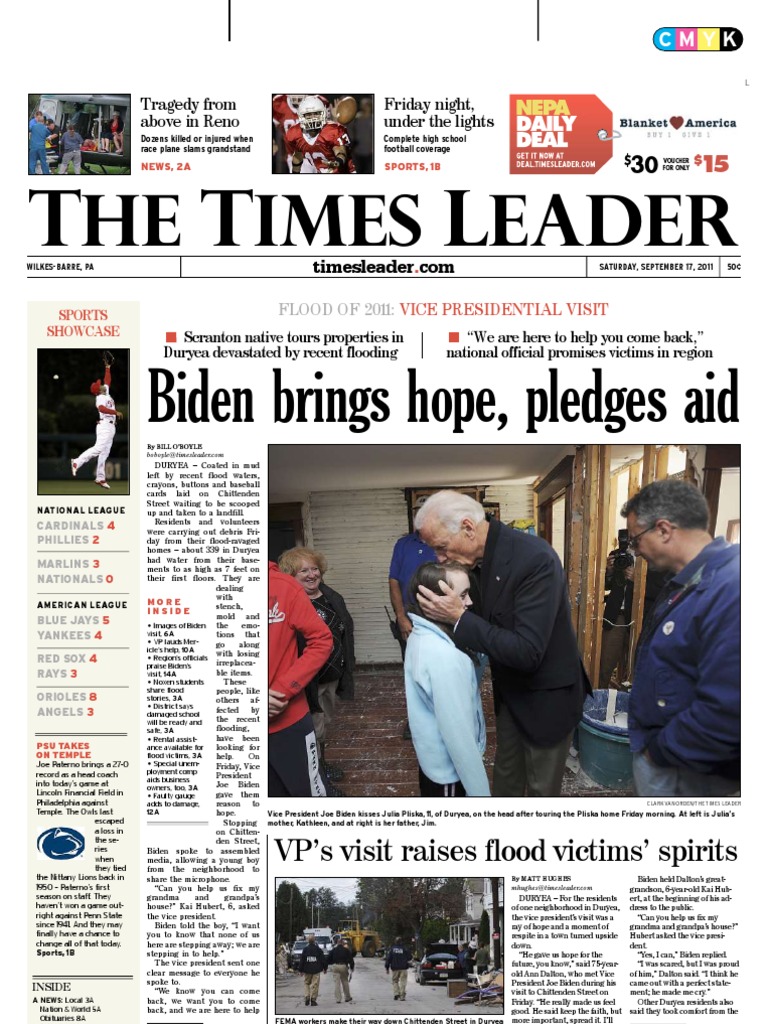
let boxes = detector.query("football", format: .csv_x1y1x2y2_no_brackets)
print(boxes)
333,96,358,124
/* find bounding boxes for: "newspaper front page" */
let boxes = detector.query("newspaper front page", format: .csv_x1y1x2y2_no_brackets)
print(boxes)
10,5,758,1024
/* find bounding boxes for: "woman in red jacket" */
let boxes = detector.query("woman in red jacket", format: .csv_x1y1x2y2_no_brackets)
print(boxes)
268,562,332,796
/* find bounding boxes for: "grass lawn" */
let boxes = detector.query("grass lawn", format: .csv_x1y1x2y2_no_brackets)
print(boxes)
37,478,130,495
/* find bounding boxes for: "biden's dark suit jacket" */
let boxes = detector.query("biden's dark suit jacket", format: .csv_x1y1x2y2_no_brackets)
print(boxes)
454,519,590,747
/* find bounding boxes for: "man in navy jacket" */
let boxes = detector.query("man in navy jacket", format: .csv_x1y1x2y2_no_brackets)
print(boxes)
622,479,740,796
385,937,413,1000
415,490,590,797
299,933,327,1006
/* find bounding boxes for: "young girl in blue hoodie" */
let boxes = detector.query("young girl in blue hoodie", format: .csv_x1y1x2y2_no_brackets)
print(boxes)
405,562,490,796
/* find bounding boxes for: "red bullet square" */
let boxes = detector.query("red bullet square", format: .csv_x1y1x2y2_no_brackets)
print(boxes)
448,332,460,343
166,332,177,343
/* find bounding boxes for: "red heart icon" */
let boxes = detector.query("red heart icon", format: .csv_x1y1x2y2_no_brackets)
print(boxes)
670,116,684,130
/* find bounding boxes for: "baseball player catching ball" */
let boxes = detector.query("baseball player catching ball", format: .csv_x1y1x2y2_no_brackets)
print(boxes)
71,353,123,489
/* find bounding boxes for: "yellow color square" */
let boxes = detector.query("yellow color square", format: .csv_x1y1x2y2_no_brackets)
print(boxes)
698,28,721,51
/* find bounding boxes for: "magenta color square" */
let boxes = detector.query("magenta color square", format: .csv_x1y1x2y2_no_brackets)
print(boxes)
676,28,698,50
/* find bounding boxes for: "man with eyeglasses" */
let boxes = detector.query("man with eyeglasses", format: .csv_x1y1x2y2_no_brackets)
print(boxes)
621,480,740,797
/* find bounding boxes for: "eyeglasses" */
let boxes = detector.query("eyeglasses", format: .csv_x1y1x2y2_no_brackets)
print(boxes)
628,523,658,549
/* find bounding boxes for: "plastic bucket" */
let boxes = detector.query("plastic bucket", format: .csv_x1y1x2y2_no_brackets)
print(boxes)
578,690,633,789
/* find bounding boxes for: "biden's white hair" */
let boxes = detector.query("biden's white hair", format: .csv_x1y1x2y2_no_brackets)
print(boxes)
414,490,485,534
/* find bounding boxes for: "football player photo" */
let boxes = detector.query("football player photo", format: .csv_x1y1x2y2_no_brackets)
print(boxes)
272,93,374,174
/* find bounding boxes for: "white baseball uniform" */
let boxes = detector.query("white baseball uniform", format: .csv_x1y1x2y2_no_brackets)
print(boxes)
72,386,117,481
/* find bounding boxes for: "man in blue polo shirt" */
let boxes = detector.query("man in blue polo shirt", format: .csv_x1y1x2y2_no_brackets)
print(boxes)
29,112,52,174
389,530,437,656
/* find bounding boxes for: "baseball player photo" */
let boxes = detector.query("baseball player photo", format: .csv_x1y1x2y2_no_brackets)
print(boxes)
37,348,130,495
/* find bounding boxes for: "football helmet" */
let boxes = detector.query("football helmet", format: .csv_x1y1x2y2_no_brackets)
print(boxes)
287,94,306,112
298,96,327,133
